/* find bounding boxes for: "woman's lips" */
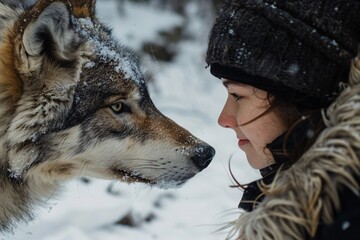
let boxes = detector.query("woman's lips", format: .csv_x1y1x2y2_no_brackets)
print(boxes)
238,139,250,147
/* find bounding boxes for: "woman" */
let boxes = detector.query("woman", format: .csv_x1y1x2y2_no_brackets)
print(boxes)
206,0,360,239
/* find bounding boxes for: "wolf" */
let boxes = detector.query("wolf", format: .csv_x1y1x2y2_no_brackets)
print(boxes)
0,0,215,232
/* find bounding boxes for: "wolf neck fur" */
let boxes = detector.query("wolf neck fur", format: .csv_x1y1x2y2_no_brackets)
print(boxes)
0,159,61,232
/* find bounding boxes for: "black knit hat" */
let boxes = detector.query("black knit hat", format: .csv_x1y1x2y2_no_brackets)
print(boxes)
206,0,360,108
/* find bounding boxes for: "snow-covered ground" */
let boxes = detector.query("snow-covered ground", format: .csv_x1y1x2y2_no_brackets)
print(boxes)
3,1,261,239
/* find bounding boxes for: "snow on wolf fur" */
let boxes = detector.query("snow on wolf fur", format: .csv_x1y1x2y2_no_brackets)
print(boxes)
0,0,214,232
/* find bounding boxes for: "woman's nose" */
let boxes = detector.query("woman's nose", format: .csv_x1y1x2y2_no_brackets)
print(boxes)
218,102,237,129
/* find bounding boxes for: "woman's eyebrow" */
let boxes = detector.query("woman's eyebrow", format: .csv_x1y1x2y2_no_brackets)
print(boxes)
222,80,231,88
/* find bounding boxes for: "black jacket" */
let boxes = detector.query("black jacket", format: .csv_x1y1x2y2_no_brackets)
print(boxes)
313,182,360,240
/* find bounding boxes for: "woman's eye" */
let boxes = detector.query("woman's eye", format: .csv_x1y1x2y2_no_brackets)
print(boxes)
110,103,123,113
230,93,242,101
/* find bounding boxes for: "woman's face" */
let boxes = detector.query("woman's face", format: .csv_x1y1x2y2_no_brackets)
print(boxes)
218,79,287,169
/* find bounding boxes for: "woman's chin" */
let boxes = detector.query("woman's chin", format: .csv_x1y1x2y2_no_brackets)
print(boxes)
245,152,274,169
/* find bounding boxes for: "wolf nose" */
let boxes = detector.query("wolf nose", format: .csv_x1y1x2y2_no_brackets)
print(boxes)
191,144,215,171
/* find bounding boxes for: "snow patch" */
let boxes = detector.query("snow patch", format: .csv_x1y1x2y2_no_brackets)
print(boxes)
71,16,144,86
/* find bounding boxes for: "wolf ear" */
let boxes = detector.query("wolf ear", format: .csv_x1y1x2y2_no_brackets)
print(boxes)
22,1,78,58
7,1,91,177
69,0,97,18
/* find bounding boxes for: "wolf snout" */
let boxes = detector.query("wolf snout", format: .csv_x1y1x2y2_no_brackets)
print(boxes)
191,144,215,171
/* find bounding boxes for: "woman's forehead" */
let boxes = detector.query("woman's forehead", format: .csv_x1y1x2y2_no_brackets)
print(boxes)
221,78,248,88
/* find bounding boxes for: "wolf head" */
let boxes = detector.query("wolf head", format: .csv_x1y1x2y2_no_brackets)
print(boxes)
0,0,215,188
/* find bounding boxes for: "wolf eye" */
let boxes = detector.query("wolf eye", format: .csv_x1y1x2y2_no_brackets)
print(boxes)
110,102,132,114
110,103,123,113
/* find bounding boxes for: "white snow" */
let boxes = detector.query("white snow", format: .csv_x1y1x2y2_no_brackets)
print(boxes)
2,1,261,240
72,16,143,84
96,0,183,51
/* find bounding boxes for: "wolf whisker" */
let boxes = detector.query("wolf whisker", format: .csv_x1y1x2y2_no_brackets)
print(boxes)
79,161,89,178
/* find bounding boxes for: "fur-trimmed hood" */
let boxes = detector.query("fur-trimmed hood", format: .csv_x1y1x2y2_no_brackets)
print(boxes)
226,54,360,239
